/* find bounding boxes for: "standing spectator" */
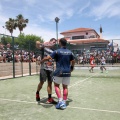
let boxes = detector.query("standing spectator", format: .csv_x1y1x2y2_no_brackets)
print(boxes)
0,52,3,62
77,54,80,64
79,55,83,64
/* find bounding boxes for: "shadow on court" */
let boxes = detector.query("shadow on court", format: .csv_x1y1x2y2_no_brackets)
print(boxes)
37,97,73,109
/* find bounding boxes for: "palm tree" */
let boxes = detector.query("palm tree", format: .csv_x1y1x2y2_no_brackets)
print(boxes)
16,14,29,34
5,18,17,36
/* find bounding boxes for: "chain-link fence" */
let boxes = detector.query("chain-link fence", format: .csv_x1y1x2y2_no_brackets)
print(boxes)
0,35,120,79
0,34,41,79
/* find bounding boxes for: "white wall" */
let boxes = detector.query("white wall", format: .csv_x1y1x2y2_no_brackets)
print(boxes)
63,31,98,40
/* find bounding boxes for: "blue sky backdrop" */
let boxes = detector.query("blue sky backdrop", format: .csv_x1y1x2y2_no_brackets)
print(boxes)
0,0,120,43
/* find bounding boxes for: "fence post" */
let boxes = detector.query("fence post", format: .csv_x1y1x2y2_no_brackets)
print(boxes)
21,48,23,77
29,40,31,75
12,36,15,78
112,40,114,52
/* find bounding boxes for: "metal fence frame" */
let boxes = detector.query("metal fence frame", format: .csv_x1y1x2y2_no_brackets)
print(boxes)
0,34,39,80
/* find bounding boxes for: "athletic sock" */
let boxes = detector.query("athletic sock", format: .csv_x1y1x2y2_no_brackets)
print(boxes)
58,98,63,102
36,91,39,94
48,94,51,99
63,100,66,104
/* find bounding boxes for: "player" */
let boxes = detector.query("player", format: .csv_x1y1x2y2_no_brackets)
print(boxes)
36,38,57,104
40,38,75,109
89,54,95,73
100,55,106,73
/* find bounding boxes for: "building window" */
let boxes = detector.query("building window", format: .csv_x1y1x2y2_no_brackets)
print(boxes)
72,35,84,40
89,35,95,38
86,32,88,35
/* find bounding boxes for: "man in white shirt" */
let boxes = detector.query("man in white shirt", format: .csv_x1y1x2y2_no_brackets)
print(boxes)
100,56,107,73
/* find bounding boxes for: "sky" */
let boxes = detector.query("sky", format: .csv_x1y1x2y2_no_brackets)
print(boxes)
0,0,120,44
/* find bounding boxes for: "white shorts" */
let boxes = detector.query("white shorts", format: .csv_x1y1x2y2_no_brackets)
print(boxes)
53,76,70,85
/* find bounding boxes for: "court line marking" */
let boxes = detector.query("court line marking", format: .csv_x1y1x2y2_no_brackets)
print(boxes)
69,73,98,88
0,98,52,106
0,98,120,114
0,98,54,118
52,72,99,96
67,106,120,114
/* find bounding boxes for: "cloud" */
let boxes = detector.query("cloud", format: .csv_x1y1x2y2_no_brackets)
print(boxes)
1,23,63,42
78,1,91,14
0,3,2,11
1,0,120,43
65,9,74,18
45,9,74,23
89,0,120,20
0,0,77,24
24,0,36,6
104,34,120,40
30,0,77,22
0,15,8,24
104,33,120,46
37,15,45,22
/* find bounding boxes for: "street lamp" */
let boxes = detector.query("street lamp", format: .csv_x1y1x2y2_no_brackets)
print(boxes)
55,17,60,48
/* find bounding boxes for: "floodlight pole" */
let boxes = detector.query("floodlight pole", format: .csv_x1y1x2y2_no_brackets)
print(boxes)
55,17,60,48
112,40,114,52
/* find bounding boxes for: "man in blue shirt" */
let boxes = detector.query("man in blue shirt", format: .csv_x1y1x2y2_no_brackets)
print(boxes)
40,38,75,109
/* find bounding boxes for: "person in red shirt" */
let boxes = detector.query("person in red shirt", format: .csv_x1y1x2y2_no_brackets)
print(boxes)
89,54,95,73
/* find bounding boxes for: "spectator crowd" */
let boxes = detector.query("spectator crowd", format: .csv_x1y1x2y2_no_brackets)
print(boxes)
0,49,37,63
75,48,120,65
0,47,120,65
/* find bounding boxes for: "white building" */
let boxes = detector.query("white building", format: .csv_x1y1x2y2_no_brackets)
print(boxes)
60,27,109,54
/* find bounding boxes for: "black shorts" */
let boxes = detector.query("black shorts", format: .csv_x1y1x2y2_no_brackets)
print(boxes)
101,63,106,66
40,69,53,82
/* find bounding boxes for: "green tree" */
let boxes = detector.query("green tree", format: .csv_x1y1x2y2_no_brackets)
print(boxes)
0,36,12,50
0,33,44,51
17,34,44,51
16,14,29,34
5,18,17,36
